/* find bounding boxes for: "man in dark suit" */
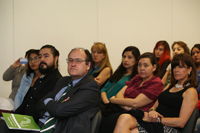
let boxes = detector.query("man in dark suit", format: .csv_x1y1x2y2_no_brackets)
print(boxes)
37,48,100,133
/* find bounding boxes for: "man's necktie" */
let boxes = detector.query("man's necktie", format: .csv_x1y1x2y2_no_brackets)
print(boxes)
40,82,73,133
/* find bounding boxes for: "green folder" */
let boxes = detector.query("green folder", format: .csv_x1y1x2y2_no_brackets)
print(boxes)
2,113,40,131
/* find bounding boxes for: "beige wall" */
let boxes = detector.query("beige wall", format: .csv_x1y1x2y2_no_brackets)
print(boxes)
1,0,200,98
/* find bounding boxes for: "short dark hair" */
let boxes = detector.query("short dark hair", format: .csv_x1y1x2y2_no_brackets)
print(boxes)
68,48,92,65
40,44,59,66
170,53,197,89
137,52,160,75
26,50,40,77
25,49,35,57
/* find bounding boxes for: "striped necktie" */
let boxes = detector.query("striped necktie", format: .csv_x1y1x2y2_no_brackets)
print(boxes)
40,82,73,133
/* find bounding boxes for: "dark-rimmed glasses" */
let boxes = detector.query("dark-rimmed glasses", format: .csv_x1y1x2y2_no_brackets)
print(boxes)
28,57,40,62
66,58,86,64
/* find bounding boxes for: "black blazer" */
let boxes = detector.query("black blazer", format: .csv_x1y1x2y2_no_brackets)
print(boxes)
36,73,100,133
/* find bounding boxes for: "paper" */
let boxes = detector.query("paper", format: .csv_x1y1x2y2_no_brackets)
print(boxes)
2,113,40,131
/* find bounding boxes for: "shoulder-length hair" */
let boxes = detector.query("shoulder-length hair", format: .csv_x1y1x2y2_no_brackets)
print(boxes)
109,46,140,82
91,42,113,74
169,53,197,89
153,40,171,66
26,50,40,78
137,52,160,76
172,41,190,55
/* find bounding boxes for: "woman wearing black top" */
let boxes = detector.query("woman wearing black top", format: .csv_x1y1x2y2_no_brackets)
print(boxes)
114,53,198,133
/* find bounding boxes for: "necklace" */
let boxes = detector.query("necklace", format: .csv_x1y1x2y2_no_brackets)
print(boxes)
175,84,182,88
175,83,190,88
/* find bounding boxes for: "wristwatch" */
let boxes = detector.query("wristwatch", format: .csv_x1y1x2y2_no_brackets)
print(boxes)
157,117,160,122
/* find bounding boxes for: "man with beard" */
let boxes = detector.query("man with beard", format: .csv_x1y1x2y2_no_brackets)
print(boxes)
0,48,100,133
14,45,62,122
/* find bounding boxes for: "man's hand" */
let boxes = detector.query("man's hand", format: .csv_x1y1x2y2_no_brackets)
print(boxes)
62,97,70,103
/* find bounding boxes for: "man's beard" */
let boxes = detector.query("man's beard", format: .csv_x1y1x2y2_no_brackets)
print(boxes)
39,61,55,74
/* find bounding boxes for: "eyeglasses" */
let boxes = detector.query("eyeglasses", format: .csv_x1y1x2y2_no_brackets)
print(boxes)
66,58,87,64
28,57,40,62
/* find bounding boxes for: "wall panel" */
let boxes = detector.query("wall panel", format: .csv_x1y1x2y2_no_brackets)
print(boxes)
0,0,200,98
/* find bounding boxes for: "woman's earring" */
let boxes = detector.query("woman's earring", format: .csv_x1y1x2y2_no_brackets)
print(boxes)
188,72,191,76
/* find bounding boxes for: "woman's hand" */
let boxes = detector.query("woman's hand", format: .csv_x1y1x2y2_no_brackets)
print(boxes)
109,96,116,103
148,110,163,122
142,112,151,122
12,58,22,69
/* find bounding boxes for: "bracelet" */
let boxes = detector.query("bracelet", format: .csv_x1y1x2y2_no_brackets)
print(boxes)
149,108,156,112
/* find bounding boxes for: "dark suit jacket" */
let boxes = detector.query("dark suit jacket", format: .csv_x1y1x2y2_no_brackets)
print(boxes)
15,68,62,122
36,73,100,133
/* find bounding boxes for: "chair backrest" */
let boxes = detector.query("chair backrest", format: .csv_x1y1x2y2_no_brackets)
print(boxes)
90,110,102,133
180,108,199,133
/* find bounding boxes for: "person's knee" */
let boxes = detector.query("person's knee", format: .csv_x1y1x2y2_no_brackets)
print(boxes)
117,114,133,124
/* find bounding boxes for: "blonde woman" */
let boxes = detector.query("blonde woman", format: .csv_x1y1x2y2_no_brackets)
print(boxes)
90,42,113,88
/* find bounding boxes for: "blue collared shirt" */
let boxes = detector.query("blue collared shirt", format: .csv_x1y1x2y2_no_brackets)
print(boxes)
39,75,85,124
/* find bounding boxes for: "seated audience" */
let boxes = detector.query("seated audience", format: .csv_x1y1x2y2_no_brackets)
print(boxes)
14,50,41,110
101,46,140,104
14,45,62,122
0,48,100,133
114,53,198,133
99,52,164,133
89,42,113,88
162,41,190,86
153,40,171,79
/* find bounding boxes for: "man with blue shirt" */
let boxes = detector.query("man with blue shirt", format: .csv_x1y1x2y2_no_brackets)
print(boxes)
36,48,100,133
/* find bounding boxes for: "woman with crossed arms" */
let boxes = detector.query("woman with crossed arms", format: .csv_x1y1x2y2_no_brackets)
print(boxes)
114,53,198,133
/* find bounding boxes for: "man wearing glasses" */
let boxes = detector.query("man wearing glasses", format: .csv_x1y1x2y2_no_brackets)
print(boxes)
0,48,100,133
36,48,100,133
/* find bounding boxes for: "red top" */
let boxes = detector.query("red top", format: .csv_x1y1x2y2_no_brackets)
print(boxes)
124,74,164,112
196,94,200,110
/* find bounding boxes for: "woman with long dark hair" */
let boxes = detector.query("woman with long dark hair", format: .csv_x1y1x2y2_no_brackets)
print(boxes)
99,53,164,133
101,46,140,104
14,50,41,110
